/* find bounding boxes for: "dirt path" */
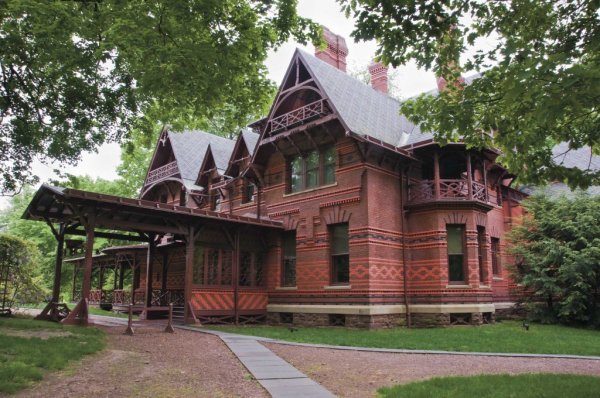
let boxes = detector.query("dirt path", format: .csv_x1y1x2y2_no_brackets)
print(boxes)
15,326,267,398
266,343,600,398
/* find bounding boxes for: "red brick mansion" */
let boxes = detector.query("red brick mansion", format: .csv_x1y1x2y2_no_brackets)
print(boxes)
26,29,529,328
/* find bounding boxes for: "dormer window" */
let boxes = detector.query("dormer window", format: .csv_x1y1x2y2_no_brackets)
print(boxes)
242,180,255,204
210,190,221,211
288,146,336,193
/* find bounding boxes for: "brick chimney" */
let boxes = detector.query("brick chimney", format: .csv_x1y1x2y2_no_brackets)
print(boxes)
315,26,348,72
368,61,389,94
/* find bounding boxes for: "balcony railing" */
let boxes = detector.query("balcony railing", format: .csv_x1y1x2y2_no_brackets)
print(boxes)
268,99,330,134
151,289,185,306
146,160,178,185
408,178,490,205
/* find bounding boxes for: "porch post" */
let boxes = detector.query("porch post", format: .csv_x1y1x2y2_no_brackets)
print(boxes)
482,159,489,202
71,264,78,302
184,226,195,323
145,237,156,307
130,256,137,305
233,228,240,325
81,227,95,300
433,151,440,200
51,223,66,303
466,151,473,200
161,252,169,293
118,260,125,290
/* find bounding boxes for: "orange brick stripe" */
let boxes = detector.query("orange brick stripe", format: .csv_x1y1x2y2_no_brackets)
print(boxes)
238,292,268,310
192,290,234,310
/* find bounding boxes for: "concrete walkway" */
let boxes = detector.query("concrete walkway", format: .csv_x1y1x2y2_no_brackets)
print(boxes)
178,326,336,398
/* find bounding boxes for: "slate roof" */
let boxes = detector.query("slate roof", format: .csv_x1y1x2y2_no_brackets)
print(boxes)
551,142,600,172
241,128,260,155
299,50,425,148
168,130,235,188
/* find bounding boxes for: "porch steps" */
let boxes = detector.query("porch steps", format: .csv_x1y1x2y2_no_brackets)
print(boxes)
171,306,185,323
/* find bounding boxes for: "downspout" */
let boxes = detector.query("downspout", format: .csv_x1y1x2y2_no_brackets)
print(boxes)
401,166,411,328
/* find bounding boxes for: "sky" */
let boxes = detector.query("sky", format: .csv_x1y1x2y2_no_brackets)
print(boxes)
2,0,439,209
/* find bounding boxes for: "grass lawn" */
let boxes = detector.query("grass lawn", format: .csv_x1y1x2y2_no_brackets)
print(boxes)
377,374,600,398
0,317,105,394
207,321,600,356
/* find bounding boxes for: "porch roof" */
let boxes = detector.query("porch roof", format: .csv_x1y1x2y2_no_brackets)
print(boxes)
22,184,283,238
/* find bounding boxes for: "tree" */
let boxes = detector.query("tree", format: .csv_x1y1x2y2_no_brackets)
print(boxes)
0,233,46,310
0,1,320,195
341,0,600,188
508,193,600,326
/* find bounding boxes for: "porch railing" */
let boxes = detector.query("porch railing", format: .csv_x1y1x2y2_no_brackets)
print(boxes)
268,99,330,134
151,289,185,306
146,160,178,185
408,178,489,204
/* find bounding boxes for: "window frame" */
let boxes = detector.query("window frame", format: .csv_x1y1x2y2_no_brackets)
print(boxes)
239,251,265,288
330,223,350,285
281,231,297,287
447,224,467,284
477,226,486,283
287,146,336,193
193,248,234,287
241,180,255,204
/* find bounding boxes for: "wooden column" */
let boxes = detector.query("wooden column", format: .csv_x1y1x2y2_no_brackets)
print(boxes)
466,151,473,200
145,238,156,307
433,151,440,200
233,228,240,325
482,159,489,202
81,228,95,300
130,257,137,305
118,260,125,290
71,264,78,302
51,223,66,303
184,226,195,323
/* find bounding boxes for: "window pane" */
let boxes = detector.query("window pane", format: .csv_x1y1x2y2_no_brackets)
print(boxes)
491,238,500,275
242,182,255,203
283,231,296,257
255,253,265,287
291,157,302,192
331,224,349,255
323,146,336,185
449,255,464,282
306,151,319,188
447,225,464,254
192,246,204,285
239,251,252,286
221,250,232,285
332,254,349,284
283,258,296,286
206,249,219,285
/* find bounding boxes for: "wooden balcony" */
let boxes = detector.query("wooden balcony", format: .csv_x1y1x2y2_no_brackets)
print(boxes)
267,99,330,134
146,160,178,185
408,178,491,207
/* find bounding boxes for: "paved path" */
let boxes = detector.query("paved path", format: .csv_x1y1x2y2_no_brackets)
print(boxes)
178,326,336,398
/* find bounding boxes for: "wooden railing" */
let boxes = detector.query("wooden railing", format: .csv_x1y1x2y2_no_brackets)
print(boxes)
408,178,490,204
151,289,185,306
146,160,178,185
268,99,330,134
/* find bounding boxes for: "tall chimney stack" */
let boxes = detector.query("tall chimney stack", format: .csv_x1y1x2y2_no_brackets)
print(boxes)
315,26,348,72
368,61,389,94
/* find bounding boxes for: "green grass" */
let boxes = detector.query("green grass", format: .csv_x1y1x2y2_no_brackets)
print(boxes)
377,374,600,398
207,321,600,356
0,317,105,394
20,302,135,319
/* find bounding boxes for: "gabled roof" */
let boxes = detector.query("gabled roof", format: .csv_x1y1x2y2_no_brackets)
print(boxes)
225,128,260,177
297,49,426,149
168,130,234,184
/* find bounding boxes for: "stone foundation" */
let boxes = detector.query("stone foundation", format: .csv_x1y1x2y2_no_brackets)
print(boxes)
267,312,405,329
410,312,451,327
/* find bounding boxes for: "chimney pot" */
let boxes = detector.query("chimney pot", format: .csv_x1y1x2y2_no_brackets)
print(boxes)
368,61,389,94
315,26,348,72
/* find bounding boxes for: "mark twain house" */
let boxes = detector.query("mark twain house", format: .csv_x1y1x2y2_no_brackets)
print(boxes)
25,29,533,328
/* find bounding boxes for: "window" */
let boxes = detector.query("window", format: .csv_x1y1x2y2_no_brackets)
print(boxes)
282,231,296,287
477,226,486,283
239,251,265,287
330,223,349,285
447,224,466,282
242,181,255,204
491,238,501,276
288,146,336,193
194,248,233,286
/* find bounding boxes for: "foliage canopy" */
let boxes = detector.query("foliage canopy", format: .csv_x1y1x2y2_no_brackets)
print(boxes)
0,0,320,195
508,193,600,326
341,0,600,188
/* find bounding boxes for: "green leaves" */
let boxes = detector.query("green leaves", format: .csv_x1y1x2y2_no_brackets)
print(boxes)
341,0,600,188
508,193,600,326
0,1,321,195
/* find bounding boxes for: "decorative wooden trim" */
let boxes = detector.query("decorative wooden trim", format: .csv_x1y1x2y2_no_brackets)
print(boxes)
268,208,300,218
